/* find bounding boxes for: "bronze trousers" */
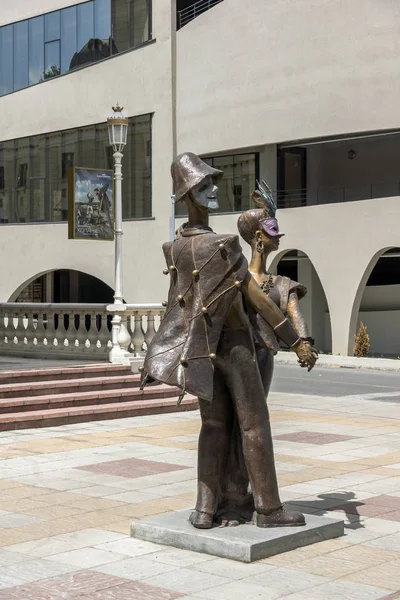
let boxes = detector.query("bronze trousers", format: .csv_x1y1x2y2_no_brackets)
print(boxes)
196,327,281,520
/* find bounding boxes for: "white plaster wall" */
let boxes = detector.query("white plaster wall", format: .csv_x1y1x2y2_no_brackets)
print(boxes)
0,0,79,25
176,0,400,154
358,312,400,357
0,0,175,305
360,286,400,312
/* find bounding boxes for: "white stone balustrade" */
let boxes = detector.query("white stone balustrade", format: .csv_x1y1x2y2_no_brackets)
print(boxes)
0,303,165,362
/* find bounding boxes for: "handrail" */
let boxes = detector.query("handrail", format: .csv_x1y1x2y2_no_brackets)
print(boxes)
178,0,224,29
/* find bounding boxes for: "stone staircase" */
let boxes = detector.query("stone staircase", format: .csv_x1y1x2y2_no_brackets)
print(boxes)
0,364,198,431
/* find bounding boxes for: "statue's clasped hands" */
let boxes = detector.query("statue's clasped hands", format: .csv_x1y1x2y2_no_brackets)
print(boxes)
292,339,319,371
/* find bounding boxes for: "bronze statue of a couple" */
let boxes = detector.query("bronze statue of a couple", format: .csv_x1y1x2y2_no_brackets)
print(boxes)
141,152,318,529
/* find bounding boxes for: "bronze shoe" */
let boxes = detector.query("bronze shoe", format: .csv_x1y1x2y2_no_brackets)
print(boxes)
189,510,213,529
256,505,306,528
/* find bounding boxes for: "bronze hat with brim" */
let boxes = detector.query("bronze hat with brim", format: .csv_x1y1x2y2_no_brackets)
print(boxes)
171,152,223,203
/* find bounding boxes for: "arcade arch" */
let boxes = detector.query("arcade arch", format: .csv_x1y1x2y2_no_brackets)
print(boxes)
350,247,400,357
269,249,332,353
9,269,114,304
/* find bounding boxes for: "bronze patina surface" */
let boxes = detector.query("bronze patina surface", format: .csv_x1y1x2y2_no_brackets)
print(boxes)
142,153,317,529
217,181,319,523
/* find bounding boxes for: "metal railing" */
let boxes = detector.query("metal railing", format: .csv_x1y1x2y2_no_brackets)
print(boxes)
178,0,224,29
174,180,400,216
0,303,165,362
275,181,400,209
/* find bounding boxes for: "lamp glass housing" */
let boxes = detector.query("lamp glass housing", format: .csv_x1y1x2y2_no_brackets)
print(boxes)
107,104,129,152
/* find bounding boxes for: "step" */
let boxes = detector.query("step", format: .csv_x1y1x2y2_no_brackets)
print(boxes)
0,363,132,385
0,384,180,413
0,374,144,399
0,395,199,431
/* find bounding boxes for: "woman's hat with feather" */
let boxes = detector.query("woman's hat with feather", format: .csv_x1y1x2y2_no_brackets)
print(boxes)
252,179,284,237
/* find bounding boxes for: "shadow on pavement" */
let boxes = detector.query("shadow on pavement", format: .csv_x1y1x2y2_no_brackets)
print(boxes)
286,491,365,529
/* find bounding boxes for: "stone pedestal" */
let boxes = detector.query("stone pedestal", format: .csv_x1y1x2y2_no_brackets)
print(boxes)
131,509,344,563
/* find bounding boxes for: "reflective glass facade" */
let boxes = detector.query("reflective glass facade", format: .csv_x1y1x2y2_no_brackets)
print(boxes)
0,0,151,96
175,153,259,216
0,114,152,224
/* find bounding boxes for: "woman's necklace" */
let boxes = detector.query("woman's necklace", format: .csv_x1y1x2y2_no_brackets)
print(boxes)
260,273,274,296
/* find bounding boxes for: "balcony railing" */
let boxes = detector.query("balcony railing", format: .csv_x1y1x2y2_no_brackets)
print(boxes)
275,181,400,210
0,303,165,362
178,0,224,29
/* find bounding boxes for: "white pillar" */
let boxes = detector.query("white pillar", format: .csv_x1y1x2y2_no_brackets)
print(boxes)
109,150,131,364
113,151,123,305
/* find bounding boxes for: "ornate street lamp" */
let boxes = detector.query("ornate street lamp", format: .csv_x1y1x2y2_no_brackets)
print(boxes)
107,103,130,363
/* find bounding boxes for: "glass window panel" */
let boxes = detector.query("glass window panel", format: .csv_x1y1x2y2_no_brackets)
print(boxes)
79,125,96,169
125,113,151,218
29,16,44,86
233,154,255,211
61,6,77,74
14,138,30,223
132,0,149,45
0,145,9,223
77,1,94,51
47,132,63,221
1,141,16,223
61,129,79,222
29,135,47,222
95,123,109,167
212,156,234,212
0,25,14,96
44,40,60,78
112,0,129,52
95,0,112,60
95,0,111,39
13,20,29,91
45,11,60,42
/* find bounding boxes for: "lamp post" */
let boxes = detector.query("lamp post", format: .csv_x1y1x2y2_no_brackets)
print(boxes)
107,103,131,363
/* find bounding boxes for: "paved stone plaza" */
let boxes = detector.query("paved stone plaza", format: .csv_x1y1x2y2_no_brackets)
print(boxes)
0,390,400,599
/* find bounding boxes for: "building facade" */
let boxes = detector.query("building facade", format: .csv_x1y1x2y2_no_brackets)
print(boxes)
1,0,400,357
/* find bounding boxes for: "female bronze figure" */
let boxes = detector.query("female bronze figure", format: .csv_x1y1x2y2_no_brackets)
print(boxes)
214,181,316,527
237,179,314,366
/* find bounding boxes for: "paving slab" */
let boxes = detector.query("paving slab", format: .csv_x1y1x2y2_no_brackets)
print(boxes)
131,509,344,563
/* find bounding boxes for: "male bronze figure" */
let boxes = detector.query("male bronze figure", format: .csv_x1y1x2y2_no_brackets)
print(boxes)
142,153,318,529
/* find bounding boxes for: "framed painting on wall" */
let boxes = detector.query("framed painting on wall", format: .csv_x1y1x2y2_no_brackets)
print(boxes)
68,167,114,241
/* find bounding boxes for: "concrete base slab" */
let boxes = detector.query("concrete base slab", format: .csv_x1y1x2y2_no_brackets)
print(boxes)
131,509,344,563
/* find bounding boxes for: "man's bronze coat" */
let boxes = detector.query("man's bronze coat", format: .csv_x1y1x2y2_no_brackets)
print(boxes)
143,228,248,402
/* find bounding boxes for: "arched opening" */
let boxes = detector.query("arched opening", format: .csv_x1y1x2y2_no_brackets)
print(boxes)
269,250,332,353
9,270,114,304
352,248,400,357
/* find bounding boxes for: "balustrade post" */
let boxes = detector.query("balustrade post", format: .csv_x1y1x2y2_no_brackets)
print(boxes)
98,311,112,355
0,308,6,351
46,310,58,351
144,311,157,350
131,312,145,357
34,311,46,350
87,309,100,355
23,309,35,348
107,305,132,364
